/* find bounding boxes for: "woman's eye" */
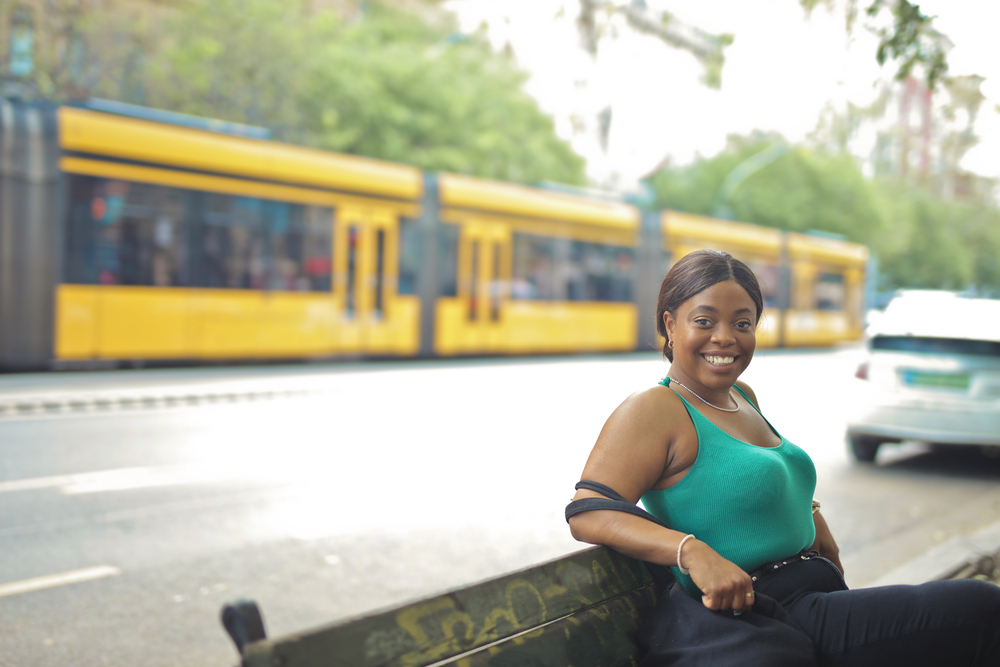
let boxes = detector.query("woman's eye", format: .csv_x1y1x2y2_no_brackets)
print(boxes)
694,318,711,326
736,321,752,330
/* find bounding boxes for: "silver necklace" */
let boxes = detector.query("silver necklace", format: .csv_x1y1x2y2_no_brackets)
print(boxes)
667,377,740,412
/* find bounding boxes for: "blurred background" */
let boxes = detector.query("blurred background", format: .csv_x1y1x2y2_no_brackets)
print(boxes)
1,1,999,665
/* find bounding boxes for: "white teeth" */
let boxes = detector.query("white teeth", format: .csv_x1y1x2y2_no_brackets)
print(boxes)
705,356,735,366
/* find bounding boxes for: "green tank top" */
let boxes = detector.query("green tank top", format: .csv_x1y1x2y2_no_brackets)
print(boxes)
640,377,817,597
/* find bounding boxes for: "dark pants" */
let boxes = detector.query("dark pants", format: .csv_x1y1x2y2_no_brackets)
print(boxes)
754,558,1000,666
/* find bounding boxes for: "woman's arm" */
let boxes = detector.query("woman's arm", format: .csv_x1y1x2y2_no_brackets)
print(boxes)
809,510,844,575
568,388,755,612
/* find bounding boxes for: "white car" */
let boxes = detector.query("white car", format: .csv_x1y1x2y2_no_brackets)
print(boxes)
846,292,1000,462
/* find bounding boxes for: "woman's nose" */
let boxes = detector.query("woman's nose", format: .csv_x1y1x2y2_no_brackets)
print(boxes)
711,326,735,345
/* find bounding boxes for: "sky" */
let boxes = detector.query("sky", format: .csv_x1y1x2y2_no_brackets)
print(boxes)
445,0,1000,189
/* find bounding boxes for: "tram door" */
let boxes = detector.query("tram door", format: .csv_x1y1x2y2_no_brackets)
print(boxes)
459,223,510,351
334,207,398,352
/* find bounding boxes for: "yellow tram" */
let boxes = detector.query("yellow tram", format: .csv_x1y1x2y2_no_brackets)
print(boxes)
0,99,869,370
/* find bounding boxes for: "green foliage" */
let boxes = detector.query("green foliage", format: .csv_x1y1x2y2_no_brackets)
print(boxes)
647,133,1000,293
55,0,584,186
866,0,949,89
650,133,885,239
297,6,584,183
799,0,949,90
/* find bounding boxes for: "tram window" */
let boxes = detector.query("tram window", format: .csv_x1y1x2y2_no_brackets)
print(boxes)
511,233,634,302
816,272,845,311
374,229,386,318
511,234,555,300
568,241,635,302
468,240,479,321
64,176,188,287
200,194,267,289
346,226,358,317
490,242,501,321
266,202,332,291
63,175,332,291
438,223,458,297
398,217,419,295
749,262,781,309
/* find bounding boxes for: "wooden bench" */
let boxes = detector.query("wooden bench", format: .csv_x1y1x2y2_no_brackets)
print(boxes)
221,546,659,667
220,544,999,667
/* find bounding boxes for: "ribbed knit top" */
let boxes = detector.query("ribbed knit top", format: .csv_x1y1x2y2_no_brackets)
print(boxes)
640,377,817,597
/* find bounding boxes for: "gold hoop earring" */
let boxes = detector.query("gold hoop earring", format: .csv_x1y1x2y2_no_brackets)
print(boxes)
668,339,674,349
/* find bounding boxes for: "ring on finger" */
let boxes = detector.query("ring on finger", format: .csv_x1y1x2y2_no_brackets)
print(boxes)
745,591,755,598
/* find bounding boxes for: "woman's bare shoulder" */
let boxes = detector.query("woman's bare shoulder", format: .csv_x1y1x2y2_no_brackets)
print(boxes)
577,384,692,498
610,383,690,427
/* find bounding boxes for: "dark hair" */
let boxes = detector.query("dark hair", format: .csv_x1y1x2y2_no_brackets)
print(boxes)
655,249,764,360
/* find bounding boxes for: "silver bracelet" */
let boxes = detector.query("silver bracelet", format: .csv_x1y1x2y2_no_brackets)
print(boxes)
677,534,696,575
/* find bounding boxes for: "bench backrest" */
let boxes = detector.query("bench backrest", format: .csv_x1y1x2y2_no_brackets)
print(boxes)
235,546,658,667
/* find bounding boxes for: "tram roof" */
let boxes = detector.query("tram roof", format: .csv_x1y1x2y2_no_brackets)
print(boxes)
58,107,423,201
438,173,640,229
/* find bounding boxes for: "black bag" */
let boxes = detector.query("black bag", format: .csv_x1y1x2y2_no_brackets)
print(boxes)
566,481,819,667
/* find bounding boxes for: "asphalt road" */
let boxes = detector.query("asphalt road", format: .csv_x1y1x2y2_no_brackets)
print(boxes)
2,348,1000,667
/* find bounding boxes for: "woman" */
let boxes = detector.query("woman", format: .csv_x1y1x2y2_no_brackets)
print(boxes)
567,249,1000,666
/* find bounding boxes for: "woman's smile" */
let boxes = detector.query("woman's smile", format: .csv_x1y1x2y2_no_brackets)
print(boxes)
664,279,758,397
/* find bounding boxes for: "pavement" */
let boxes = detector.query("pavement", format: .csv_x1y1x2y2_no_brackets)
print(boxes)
3,355,999,590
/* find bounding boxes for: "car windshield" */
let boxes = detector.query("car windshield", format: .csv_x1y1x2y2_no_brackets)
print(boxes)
871,335,1000,357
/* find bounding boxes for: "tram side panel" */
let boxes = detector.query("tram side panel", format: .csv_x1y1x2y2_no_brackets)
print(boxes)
52,107,424,364
783,232,868,347
432,174,642,357
0,100,60,371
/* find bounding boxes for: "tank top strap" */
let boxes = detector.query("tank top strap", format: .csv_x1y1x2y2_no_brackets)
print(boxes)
659,376,703,423
660,376,752,414
660,377,781,438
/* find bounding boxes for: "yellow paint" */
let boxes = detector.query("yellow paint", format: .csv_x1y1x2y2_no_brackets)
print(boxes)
60,157,420,217
332,207,417,354
396,598,467,667
439,173,639,229
54,285,419,360
783,309,858,347
543,585,568,598
440,208,637,248
54,285,99,359
755,311,780,349
662,210,783,256
55,200,420,361
434,216,637,355
787,231,869,266
435,299,637,356
58,107,422,201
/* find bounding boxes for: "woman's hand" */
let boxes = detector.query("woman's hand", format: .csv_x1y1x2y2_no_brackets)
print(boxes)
810,510,844,575
683,540,755,612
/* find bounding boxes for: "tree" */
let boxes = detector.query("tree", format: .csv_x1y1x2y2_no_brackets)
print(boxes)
13,0,585,186
148,0,585,184
649,133,885,241
577,0,955,91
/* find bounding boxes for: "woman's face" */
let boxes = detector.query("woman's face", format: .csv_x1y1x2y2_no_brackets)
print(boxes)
663,279,758,391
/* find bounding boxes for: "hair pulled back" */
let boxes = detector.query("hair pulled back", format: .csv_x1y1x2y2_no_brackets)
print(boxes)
655,249,764,360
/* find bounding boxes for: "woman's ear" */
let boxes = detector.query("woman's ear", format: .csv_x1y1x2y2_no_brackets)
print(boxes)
663,311,676,341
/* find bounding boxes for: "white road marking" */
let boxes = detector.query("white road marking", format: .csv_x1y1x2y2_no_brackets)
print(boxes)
0,565,121,598
0,463,302,496
0,466,243,495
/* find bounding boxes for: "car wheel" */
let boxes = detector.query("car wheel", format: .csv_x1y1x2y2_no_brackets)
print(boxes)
848,434,880,462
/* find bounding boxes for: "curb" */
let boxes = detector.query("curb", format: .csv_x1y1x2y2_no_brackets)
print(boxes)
0,388,320,416
869,519,1000,587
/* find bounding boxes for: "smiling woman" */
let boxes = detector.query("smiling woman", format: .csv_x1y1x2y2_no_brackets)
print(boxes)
565,249,1000,666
